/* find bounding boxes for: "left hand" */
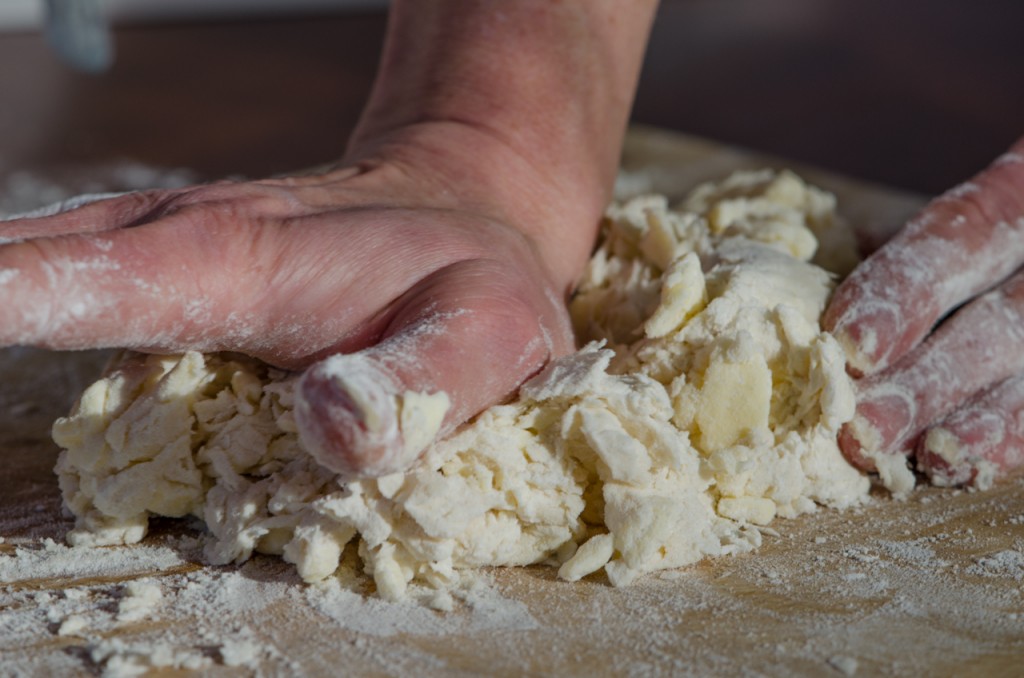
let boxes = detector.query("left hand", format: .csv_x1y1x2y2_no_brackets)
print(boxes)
823,136,1024,489
0,122,590,478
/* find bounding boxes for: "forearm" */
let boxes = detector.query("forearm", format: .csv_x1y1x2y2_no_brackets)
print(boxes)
347,0,658,287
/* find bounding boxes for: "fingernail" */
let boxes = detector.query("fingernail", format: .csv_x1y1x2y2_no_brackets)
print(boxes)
294,353,450,478
295,354,402,477
838,422,875,471
845,415,917,495
918,427,974,487
830,300,903,375
842,387,916,461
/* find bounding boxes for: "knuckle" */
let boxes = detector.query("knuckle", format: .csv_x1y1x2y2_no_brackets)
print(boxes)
967,158,1024,227
472,277,556,363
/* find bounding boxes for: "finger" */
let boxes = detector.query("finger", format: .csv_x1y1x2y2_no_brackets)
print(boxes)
838,266,1024,472
2,192,126,221
294,259,571,477
0,180,312,243
0,218,238,351
0,216,462,359
824,137,1024,375
917,373,1024,489
0,190,173,241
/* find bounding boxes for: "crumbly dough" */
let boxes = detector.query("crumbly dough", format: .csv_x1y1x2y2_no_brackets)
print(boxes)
53,169,870,599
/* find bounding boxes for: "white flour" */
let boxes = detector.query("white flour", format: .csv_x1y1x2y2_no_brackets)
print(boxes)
2,459,1024,675
0,539,186,584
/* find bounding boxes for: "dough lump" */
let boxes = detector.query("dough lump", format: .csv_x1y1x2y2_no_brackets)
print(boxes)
53,169,869,599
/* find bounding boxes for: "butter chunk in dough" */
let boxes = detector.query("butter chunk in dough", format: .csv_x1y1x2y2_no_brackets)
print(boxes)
53,169,869,598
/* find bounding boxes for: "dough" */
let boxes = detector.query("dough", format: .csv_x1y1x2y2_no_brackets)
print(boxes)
53,169,870,599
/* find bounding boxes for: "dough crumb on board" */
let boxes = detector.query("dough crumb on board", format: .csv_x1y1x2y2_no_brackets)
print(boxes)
53,169,873,599
827,655,859,676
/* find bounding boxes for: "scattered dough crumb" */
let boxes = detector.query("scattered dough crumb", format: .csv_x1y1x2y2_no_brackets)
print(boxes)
219,635,263,668
116,580,163,622
57,614,89,637
90,638,211,677
828,655,859,676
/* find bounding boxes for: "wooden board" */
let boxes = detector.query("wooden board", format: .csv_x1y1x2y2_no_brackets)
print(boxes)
2,129,1022,677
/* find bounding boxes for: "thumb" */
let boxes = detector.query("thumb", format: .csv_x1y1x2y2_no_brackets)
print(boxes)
293,259,571,477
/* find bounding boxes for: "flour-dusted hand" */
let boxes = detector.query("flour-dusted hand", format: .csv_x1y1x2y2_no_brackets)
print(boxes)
824,136,1024,490
0,0,659,477
0,134,575,477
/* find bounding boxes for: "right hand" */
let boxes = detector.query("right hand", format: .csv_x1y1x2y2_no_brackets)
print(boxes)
824,136,1024,488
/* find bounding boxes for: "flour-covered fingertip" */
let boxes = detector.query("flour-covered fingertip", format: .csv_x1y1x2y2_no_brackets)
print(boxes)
825,299,904,375
918,427,976,487
295,354,403,477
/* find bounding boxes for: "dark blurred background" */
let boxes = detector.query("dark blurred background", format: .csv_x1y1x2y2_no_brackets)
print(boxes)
1,0,1022,194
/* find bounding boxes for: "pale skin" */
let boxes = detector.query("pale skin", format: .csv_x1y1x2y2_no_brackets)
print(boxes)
1,1,1021,485
825,136,1024,486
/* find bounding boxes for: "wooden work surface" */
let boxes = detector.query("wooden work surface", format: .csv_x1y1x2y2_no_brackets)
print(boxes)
1,129,1023,676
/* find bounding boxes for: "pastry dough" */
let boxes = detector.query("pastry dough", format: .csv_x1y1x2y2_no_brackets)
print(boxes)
53,169,869,599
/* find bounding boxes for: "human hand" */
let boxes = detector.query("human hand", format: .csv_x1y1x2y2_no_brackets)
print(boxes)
823,136,1024,490
0,122,593,477
2,0,657,477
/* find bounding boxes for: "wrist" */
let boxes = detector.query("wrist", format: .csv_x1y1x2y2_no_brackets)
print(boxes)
342,1,658,292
